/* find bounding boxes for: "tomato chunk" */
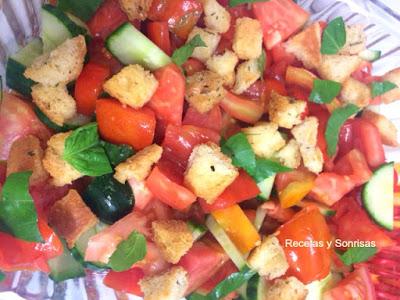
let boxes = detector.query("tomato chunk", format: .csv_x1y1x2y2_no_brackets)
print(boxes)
147,21,171,55
220,91,264,124
104,268,144,296
183,106,223,133
333,149,372,186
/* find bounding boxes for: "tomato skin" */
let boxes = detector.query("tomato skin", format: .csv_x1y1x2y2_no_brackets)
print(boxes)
333,149,372,186
104,268,144,296
183,106,223,133
271,42,296,65
196,260,237,294
128,178,154,210
182,58,205,76
147,21,171,55
220,91,264,124
96,99,156,150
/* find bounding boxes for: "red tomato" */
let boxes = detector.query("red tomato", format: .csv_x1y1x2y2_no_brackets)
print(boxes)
183,106,223,133
265,78,287,99
253,0,309,49
182,58,205,76
148,64,185,126
96,99,156,150
333,149,372,186
261,200,296,223
74,62,110,116
271,42,296,65
277,205,332,284
147,21,171,55
351,61,380,85
199,170,260,213
220,91,264,124
323,266,376,300
128,178,154,210
242,80,266,99
146,166,197,210
104,268,144,296
133,241,170,276
275,167,315,191
87,38,122,74
196,260,238,294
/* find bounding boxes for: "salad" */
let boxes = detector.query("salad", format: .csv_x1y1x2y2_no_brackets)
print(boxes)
0,0,399,299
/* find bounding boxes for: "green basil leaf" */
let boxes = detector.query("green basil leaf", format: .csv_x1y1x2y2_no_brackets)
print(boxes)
0,172,42,242
371,80,398,98
257,50,267,75
251,158,292,183
172,34,206,66
0,271,4,282
57,0,103,21
321,17,346,55
221,133,256,175
309,79,342,104
229,0,269,7
109,231,147,272
188,293,210,300
100,141,134,167
339,246,377,266
325,104,359,157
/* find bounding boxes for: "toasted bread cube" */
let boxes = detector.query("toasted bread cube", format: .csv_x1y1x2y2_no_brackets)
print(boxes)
291,117,318,147
24,35,86,86
202,0,231,33
340,77,371,108
139,266,188,300
32,84,77,126
184,142,239,203
118,0,152,21
276,139,301,169
268,91,307,129
300,145,323,174
362,110,398,146
318,54,363,83
42,132,83,186
265,276,308,300
381,68,400,103
206,50,239,87
340,25,366,55
242,122,286,158
7,135,48,185
188,27,221,62
152,220,194,264
232,17,263,60
285,22,322,70
232,59,262,94
185,70,226,113
114,144,162,183
48,189,98,248
103,64,158,109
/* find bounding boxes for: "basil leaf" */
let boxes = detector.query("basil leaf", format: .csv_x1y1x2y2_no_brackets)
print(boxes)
257,50,267,75
221,133,256,175
325,104,359,157
229,0,268,7
172,34,206,66
57,0,103,21
371,80,397,98
309,79,342,104
109,231,147,272
64,123,99,157
0,271,4,282
0,172,42,242
100,141,134,166
252,158,292,182
339,246,377,266
188,293,209,300
321,17,346,55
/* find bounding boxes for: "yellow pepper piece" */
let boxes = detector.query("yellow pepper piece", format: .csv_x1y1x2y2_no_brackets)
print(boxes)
211,204,260,254
279,178,315,208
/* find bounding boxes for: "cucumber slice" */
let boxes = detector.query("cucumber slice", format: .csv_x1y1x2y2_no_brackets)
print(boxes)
306,272,341,300
297,200,336,217
11,38,43,66
359,49,381,62
106,22,171,70
253,207,267,231
246,274,267,300
187,221,207,241
257,175,275,201
362,162,394,230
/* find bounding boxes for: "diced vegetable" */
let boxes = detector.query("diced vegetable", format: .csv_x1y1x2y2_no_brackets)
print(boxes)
257,175,275,201
285,66,316,90
187,221,208,241
57,0,103,22
220,91,264,124
279,177,314,208
359,49,381,62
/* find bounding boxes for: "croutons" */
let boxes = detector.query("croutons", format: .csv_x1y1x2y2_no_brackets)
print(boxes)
48,189,98,248
206,50,239,87
340,77,371,108
187,27,221,62
285,22,322,70
202,0,231,33
118,0,152,21
276,139,301,169
318,54,363,83
103,64,158,109
300,145,323,174
242,122,286,158
268,91,307,129
362,110,398,146
291,117,318,147
185,70,226,113
42,132,83,186
114,144,162,183
248,235,289,279
184,142,239,203
139,266,188,300
152,220,194,264
232,59,262,94
31,84,77,126
380,68,400,103
265,276,308,300
232,17,263,60
6,135,49,185
340,25,366,55
24,35,86,86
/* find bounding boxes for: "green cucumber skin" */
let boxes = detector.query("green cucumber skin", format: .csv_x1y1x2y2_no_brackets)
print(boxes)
6,59,35,97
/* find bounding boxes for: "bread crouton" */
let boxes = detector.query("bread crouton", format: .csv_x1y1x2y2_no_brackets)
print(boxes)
42,132,83,186
285,22,322,70
242,122,286,158
202,0,231,33
184,142,239,203
318,54,362,83
340,25,366,55
103,64,158,109
362,110,398,146
232,17,263,60
291,117,318,147
248,235,289,279
6,135,49,185
187,27,221,62
24,35,86,86
232,59,262,94
276,139,301,169
340,77,371,108
206,50,238,87
139,266,188,300
118,0,152,21
48,189,98,248
265,276,308,300
31,84,77,126
268,91,307,129
152,220,194,264
114,144,163,183
185,70,226,113
299,145,323,174
381,68,400,103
